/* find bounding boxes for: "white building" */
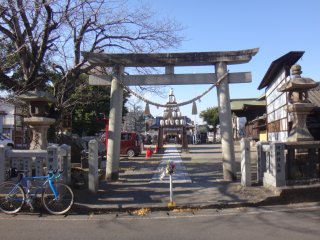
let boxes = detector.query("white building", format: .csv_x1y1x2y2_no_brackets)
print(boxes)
0,99,28,147
0,100,15,138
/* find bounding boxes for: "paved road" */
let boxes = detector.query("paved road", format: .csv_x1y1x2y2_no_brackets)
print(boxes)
0,203,319,240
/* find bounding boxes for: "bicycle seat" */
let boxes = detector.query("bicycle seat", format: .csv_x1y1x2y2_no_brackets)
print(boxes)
8,168,18,178
7,168,29,179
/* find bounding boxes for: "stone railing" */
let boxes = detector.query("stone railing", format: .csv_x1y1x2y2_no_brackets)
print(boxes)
255,140,320,187
241,139,286,188
285,141,320,182
0,144,71,185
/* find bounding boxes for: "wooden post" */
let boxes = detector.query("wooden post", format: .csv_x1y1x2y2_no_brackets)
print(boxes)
106,65,124,181
215,62,236,181
181,126,188,152
157,127,164,153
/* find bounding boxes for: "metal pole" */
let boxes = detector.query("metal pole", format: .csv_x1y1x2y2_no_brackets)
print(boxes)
169,174,173,203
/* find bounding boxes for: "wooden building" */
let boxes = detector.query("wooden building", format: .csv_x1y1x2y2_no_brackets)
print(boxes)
230,97,266,141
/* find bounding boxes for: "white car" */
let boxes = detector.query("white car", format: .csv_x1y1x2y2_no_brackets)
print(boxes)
0,133,14,148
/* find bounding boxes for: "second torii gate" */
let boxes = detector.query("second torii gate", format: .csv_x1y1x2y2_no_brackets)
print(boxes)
82,48,259,181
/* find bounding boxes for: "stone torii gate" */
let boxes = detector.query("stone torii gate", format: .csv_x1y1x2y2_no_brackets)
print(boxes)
82,48,259,181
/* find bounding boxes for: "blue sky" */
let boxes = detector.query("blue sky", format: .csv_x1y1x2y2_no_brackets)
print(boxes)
132,0,320,123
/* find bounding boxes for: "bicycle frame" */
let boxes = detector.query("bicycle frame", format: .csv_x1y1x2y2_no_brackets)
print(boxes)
1,169,73,215
9,172,61,202
27,173,60,199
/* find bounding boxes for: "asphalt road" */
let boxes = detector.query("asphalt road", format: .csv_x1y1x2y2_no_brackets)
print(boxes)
0,203,319,240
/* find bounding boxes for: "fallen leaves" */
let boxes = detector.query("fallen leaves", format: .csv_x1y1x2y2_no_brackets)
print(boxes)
130,208,151,216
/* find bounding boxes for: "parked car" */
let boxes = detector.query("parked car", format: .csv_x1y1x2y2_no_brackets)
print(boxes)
120,132,142,157
0,133,14,148
100,131,142,157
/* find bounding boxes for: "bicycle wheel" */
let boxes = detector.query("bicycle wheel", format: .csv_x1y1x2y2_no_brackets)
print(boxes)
42,183,74,215
0,181,25,214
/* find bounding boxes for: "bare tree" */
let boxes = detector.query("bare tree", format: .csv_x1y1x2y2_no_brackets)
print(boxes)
0,0,183,118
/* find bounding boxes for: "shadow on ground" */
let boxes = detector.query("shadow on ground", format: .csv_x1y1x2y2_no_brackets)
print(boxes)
72,143,320,213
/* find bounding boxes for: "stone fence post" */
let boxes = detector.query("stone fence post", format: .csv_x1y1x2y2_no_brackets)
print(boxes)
47,145,59,173
263,141,285,188
58,144,71,185
240,138,251,187
256,141,269,184
88,139,99,193
0,146,5,183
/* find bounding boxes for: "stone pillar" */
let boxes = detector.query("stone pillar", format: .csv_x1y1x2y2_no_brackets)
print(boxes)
88,140,99,193
106,65,124,181
263,142,285,188
215,62,236,181
240,138,251,186
47,145,58,173
0,146,5,183
34,157,44,177
256,141,269,183
59,144,71,185
22,157,32,176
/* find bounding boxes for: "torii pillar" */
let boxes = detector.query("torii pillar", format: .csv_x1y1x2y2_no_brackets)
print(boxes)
105,65,124,180
216,62,236,180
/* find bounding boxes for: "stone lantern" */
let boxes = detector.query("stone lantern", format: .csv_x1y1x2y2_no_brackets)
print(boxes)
18,90,56,150
278,64,319,142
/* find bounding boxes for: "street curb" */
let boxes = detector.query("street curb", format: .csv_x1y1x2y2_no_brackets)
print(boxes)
7,185,320,216
70,187,320,215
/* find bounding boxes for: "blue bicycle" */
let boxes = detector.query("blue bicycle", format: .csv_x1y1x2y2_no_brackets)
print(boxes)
0,168,74,215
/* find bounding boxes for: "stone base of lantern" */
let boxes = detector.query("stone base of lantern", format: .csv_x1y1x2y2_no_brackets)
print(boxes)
287,103,315,142
24,117,55,150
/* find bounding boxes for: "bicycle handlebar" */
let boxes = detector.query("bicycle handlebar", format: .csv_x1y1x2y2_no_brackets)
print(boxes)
48,170,63,180
6,167,64,180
